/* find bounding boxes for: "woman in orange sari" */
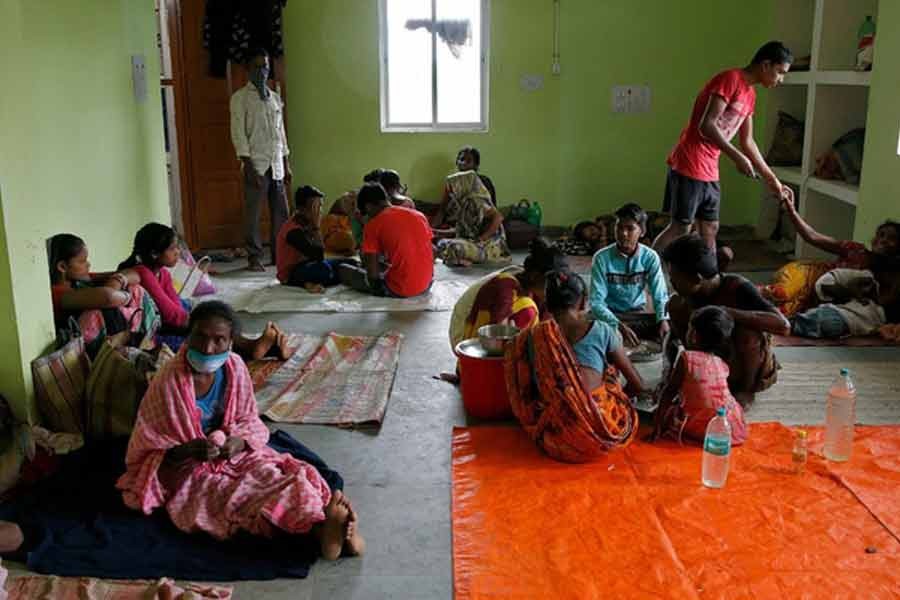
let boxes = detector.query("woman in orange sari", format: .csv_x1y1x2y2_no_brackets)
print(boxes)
504,270,641,463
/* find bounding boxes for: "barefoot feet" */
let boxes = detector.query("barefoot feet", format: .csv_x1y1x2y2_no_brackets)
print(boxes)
0,521,24,553
319,490,350,560
249,322,278,360
246,257,266,272
272,326,293,360
304,282,326,294
340,495,365,557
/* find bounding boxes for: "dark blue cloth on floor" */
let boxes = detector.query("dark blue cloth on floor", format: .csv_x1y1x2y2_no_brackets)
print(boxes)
0,429,343,581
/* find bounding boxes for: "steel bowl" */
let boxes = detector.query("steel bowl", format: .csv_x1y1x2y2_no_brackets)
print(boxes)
477,324,520,356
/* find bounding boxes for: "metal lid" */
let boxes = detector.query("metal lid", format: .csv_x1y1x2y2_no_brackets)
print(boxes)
455,338,504,360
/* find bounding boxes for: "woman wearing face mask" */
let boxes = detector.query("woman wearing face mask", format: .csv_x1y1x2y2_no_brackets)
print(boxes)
117,301,364,560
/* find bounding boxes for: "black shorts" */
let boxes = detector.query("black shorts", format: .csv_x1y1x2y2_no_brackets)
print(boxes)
662,168,721,224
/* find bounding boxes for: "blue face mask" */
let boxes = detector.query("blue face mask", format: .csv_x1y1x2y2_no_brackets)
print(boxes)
186,348,230,374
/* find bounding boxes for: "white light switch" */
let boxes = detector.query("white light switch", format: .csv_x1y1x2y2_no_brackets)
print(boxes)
519,74,545,92
611,85,651,113
132,54,147,104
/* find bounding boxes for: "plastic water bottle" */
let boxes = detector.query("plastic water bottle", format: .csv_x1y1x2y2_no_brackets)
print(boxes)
702,407,731,488
858,15,876,43
824,368,856,462
856,15,876,71
792,429,808,474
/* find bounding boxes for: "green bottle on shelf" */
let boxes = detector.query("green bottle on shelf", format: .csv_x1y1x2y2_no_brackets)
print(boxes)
856,15,875,71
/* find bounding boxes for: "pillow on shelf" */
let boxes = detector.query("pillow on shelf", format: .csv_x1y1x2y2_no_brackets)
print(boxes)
766,111,805,167
832,128,866,185
814,128,866,185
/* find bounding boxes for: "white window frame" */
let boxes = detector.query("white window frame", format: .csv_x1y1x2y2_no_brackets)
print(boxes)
377,0,490,133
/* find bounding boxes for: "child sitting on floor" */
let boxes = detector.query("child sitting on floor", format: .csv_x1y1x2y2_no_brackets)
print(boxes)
590,203,670,347
378,169,416,209
790,268,886,339
276,185,359,294
546,270,644,397
321,191,358,255
120,222,291,358
322,169,394,254
49,233,149,355
651,305,748,445
339,182,434,298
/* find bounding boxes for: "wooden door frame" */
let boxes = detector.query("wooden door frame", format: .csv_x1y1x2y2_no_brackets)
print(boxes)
162,0,289,251
163,0,199,249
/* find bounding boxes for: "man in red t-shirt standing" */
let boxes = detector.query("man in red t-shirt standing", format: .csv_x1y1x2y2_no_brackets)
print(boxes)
653,41,795,262
338,182,434,297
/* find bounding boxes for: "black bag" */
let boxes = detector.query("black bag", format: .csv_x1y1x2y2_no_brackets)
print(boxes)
504,220,540,250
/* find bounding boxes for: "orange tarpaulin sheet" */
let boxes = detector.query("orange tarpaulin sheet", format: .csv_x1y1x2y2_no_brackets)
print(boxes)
452,423,900,600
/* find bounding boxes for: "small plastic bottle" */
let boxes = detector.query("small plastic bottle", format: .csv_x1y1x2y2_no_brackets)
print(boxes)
856,16,876,71
792,429,808,473
702,407,732,489
824,368,856,462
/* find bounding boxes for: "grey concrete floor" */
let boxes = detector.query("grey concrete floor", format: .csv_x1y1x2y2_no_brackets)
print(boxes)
10,256,900,599
225,259,900,599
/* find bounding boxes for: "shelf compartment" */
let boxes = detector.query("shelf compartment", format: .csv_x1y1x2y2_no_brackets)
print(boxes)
773,167,805,186
781,71,812,86
807,176,858,206
774,0,815,71
816,0,879,71
797,187,857,260
763,85,808,174
815,70,871,86
808,84,868,178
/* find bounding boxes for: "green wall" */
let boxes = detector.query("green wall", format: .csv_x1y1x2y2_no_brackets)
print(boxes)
283,0,772,226
0,0,169,421
556,0,772,226
855,2,900,241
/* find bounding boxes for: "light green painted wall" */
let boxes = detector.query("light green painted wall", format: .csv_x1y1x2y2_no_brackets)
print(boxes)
0,0,169,421
283,0,772,226
0,207,26,414
556,0,772,226
283,0,561,217
855,3,900,241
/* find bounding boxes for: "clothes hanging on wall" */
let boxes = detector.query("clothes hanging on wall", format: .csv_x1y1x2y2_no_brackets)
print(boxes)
203,0,287,78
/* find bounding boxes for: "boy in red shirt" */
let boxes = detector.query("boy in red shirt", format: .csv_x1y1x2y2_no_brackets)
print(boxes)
338,182,434,297
653,41,795,262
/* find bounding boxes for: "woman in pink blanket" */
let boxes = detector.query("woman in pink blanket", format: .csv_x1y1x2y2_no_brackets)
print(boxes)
116,301,363,560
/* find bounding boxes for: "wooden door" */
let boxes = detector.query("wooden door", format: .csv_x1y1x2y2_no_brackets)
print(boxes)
170,0,282,250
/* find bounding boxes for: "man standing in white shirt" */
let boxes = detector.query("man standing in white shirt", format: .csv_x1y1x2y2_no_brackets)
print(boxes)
230,48,292,272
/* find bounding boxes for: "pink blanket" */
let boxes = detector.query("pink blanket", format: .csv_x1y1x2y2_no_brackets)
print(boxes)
5,577,231,600
116,351,331,540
